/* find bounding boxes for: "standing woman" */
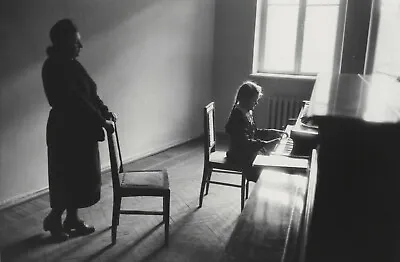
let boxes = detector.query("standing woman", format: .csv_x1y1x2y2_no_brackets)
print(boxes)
225,81,288,182
42,19,115,241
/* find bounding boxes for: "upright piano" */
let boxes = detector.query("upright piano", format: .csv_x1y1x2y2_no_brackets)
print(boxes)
220,73,400,262
303,73,400,262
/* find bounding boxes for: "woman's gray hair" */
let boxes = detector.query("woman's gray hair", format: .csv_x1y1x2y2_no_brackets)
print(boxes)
49,18,78,47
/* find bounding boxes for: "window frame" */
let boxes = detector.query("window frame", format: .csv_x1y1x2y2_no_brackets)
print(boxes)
252,0,348,77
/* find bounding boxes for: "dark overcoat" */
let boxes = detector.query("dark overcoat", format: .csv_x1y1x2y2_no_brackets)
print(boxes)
42,54,110,209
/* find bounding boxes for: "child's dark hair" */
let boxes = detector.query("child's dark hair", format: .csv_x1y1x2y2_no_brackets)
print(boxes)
234,81,263,106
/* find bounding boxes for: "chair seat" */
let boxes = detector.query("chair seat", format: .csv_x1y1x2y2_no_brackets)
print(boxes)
209,151,242,172
120,170,169,190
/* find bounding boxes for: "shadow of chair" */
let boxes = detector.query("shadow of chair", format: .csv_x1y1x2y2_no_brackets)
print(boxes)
198,102,250,211
106,121,170,245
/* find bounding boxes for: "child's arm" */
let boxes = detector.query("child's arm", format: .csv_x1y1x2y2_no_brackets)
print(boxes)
256,128,288,140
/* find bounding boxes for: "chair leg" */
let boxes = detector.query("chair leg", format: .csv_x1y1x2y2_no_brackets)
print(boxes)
205,170,212,195
116,197,121,226
199,166,210,208
163,191,170,246
241,175,246,211
112,196,121,244
246,180,250,199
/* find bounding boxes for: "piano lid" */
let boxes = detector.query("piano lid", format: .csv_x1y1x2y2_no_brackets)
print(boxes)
306,73,400,124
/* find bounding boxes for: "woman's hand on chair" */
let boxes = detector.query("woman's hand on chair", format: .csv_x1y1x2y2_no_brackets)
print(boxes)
104,120,115,134
108,112,117,122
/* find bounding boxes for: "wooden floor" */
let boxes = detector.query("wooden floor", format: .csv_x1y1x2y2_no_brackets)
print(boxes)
0,137,251,262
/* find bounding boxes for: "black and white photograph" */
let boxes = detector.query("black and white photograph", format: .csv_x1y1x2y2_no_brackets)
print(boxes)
1,0,400,261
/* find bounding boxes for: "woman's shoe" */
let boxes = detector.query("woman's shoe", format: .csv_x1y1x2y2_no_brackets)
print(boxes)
43,215,69,241
63,219,95,236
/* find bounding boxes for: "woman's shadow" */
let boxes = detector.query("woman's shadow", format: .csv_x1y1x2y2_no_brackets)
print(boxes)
1,227,113,262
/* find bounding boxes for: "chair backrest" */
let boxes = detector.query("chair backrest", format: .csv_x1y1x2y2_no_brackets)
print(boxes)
107,121,124,190
204,102,216,159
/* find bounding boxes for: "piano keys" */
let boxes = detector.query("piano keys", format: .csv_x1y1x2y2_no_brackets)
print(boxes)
271,124,294,156
271,102,319,158
289,102,319,156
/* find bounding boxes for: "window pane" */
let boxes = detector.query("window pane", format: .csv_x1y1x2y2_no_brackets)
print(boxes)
262,5,299,72
268,0,299,5
372,1,400,75
301,6,339,74
266,0,300,5
307,0,340,4
381,0,399,4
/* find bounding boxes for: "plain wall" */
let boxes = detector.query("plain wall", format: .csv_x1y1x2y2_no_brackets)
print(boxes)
0,0,215,205
211,0,315,132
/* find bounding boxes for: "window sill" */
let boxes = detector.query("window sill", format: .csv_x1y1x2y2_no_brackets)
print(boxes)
250,72,317,81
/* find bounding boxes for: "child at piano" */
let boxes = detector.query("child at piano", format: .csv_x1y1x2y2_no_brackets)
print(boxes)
225,80,288,182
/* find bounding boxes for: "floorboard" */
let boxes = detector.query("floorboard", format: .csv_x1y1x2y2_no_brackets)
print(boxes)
0,138,245,262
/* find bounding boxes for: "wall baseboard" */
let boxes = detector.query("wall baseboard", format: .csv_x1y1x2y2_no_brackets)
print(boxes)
100,135,201,173
0,135,201,211
0,187,49,211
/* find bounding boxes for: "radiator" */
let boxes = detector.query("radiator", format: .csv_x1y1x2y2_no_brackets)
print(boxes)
256,96,303,129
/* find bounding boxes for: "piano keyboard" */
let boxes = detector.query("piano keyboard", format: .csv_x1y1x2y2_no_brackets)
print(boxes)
272,137,294,156
270,124,294,156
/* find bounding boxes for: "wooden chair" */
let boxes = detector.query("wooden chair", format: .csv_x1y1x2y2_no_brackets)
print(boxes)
198,102,250,211
106,121,170,245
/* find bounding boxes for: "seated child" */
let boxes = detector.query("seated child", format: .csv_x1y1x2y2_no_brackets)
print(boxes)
225,81,287,182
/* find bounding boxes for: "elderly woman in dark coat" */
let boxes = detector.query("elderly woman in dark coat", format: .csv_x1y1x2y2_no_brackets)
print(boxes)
42,19,115,241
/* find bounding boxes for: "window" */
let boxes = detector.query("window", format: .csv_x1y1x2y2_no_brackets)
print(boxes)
253,0,347,76
368,0,400,77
